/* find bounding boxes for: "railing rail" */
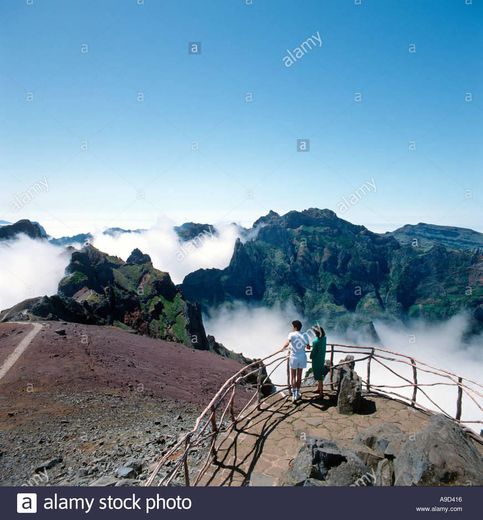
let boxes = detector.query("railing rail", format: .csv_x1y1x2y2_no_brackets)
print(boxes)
145,343,483,487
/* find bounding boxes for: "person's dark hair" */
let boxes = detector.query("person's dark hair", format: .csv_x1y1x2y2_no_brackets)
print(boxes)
313,325,325,338
292,320,302,331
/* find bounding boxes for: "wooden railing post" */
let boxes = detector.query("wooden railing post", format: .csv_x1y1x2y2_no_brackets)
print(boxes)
229,387,236,422
210,405,218,456
329,344,334,390
183,435,191,486
410,358,418,407
366,348,374,391
456,377,463,422
257,364,263,405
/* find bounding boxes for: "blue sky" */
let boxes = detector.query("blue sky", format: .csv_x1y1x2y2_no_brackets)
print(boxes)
1,0,482,236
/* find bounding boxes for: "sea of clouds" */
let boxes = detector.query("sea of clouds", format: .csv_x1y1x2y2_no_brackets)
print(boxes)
205,303,483,430
91,218,243,284
0,218,244,311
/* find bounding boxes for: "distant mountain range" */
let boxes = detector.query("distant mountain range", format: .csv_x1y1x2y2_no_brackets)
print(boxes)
181,209,483,338
0,220,223,246
1,211,482,342
386,223,483,251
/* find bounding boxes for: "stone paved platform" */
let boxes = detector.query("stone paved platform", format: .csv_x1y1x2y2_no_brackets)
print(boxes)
195,388,469,486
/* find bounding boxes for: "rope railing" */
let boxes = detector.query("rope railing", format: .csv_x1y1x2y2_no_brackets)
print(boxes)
145,343,483,487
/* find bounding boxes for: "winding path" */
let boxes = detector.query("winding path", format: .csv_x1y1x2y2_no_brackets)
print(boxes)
0,323,42,382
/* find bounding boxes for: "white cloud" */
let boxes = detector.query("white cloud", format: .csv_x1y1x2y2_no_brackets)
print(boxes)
204,302,299,360
0,235,71,312
91,217,243,284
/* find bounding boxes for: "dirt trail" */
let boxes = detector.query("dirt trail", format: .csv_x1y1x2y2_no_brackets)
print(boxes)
0,322,42,382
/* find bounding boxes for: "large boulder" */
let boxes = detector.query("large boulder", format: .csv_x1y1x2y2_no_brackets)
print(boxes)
283,419,483,487
337,371,362,415
284,438,370,486
394,415,483,486
334,355,362,415
284,443,313,485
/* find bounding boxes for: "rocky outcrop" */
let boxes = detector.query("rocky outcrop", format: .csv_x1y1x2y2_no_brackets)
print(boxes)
0,295,96,324
126,248,152,265
394,415,483,486
284,438,371,486
323,355,363,415
337,361,362,415
285,416,483,487
53,245,203,347
1,244,245,361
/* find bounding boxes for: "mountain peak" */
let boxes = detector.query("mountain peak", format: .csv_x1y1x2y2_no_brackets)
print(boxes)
253,210,281,227
127,248,152,265
0,219,47,241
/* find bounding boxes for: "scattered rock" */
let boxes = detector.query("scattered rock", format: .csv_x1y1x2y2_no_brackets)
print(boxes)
115,478,140,486
89,476,118,487
35,456,63,473
302,478,325,487
116,460,143,479
54,329,66,336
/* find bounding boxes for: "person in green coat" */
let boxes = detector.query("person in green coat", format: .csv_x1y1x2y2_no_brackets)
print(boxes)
310,326,327,398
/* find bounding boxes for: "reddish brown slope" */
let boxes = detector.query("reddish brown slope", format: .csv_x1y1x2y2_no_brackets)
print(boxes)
0,323,31,366
0,321,252,486
0,321,247,406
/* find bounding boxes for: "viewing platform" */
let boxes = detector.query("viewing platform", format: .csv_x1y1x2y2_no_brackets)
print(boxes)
198,389,440,486
146,343,483,487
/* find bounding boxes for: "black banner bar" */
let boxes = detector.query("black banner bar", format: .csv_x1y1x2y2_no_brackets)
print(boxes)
4,486,481,519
